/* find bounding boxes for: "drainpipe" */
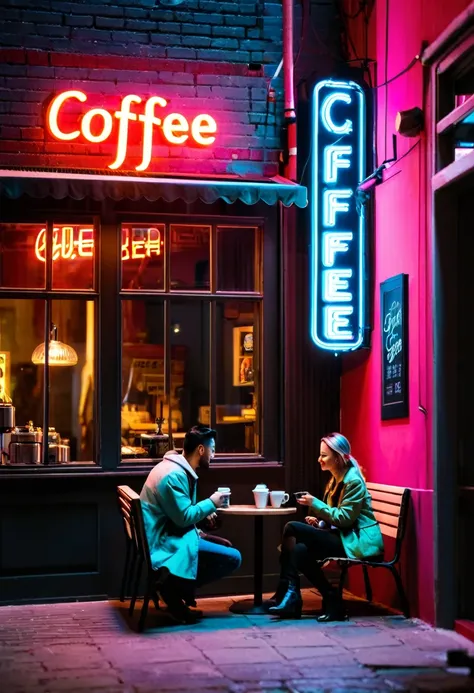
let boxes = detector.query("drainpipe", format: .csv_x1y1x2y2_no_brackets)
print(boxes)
282,0,297,181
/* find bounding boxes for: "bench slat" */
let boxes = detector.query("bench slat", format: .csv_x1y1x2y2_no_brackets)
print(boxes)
366,482,404,495
370,490,404,506
374,510,400,529
379,524,398,539
372,499,402,516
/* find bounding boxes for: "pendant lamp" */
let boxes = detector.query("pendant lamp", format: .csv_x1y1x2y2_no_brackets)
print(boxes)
32,323,78,367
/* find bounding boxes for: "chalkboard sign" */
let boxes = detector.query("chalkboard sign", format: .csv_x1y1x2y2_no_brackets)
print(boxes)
381,274,409,420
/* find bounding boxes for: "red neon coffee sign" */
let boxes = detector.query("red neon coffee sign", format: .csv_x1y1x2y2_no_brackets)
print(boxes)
46,90,218,172
35,226,162,262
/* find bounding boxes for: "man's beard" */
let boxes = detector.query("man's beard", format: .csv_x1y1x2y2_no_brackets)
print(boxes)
198,455,210,470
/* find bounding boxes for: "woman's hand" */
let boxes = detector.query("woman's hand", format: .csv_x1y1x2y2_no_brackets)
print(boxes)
305,516,319,526
296,493,315,507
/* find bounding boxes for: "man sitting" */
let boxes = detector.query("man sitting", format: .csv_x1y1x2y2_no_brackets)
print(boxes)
140,425,241,622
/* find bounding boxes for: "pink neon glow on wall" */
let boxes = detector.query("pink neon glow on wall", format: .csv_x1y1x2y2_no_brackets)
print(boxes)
341,0,473,624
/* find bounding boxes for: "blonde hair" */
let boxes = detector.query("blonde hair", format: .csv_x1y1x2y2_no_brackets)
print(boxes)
321,432,365,489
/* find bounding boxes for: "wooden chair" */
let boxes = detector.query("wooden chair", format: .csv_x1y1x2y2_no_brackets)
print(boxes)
317,483,411,618
116,485,139,604
117,485,160,629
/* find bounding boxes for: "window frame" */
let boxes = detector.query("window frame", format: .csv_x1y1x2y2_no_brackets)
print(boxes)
0,207,281,472
117,213,270,463
0,215,100,469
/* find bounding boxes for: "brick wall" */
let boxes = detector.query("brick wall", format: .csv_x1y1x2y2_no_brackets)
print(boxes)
0,0,284,176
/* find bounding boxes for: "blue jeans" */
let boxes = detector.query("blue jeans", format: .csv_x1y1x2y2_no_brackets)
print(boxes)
195,537,242,588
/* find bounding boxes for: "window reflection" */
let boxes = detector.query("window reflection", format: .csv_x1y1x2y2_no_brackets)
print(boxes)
0,224,45,289
170,225,210,291
121,301,166,460
0,301,45,461
215,301,259,453
48,299,95,463
121,224,165,290
51,224,95,290
170,300,209,450
217,226,258,292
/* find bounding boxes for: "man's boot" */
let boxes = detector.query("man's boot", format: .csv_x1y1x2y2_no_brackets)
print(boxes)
159,574,202,624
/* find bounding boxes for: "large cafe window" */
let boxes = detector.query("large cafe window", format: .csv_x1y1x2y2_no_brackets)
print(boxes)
120,222,262,462
0,214,271,469
0,222,96,468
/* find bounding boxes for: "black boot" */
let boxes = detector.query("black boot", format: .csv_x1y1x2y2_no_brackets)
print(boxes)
268,583,303,619
262,579,289,610
159,575,202,624
317,589,347,622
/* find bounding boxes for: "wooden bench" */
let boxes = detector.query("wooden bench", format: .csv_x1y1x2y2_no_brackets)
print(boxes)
316,482,411,617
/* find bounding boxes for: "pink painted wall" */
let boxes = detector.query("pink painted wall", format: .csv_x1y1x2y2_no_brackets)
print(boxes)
341,0,473,624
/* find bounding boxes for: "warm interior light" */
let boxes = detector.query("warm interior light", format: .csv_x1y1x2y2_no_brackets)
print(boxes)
32,323,78,367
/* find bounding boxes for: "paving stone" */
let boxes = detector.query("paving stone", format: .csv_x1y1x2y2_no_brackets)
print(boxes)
188,632,266,648
290,665,376,679
288,679,389,692
206,646,285,665
329,625,400,642
354,646,445,668
381,669,474,692
120,660,224,684
218,663,292,681
106,643,206,664
397,629,474,653
275,645,354,661
260,631,335,647
131,677,232,691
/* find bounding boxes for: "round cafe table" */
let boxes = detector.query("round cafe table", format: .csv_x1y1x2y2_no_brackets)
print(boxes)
218,504,297,615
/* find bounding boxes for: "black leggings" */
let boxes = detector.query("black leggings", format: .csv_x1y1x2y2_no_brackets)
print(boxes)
280,521,346,597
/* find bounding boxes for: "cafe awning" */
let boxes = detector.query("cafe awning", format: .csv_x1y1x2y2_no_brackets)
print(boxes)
0,169,307,208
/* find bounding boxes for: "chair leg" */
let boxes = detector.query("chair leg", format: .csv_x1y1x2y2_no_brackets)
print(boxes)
389,565,410,618
129,556,143,617
362,565,373,602
126,546,137,598
152,592,160,611
338,563,348,598
138,581,151,632
120,541,132,602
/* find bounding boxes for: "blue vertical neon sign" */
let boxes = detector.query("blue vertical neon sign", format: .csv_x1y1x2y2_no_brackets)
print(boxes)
310,79,366,351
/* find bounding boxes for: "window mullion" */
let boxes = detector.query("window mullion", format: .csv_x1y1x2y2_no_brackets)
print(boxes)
209,300,217,433
42,221,53,465
164,297,171,444
210,224,217,293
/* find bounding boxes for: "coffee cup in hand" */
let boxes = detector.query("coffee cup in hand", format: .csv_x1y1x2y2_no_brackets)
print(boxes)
270,491,289,508
217,486,231,508
294,491,309,499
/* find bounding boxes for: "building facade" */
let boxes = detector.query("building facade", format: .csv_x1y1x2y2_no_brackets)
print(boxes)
342,0,474,630
0,0,346,605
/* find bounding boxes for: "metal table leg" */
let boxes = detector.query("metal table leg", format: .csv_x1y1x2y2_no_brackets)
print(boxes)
230,515,267,615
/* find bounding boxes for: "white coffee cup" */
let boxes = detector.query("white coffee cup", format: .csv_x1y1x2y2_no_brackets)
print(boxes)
217,487,231,508
270,491,289,508
253,484,269,509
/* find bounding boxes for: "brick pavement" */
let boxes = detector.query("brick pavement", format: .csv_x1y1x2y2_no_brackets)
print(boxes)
1,590,474,693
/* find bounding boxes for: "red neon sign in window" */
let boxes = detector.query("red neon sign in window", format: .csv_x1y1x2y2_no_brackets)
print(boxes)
46,90,218,171
35,226,162,262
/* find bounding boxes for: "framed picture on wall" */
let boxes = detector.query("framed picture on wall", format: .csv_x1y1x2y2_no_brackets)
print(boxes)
233,326,254,386
381,274,409,420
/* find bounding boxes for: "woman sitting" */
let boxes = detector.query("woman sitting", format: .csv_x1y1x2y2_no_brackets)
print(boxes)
269,432,384,622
